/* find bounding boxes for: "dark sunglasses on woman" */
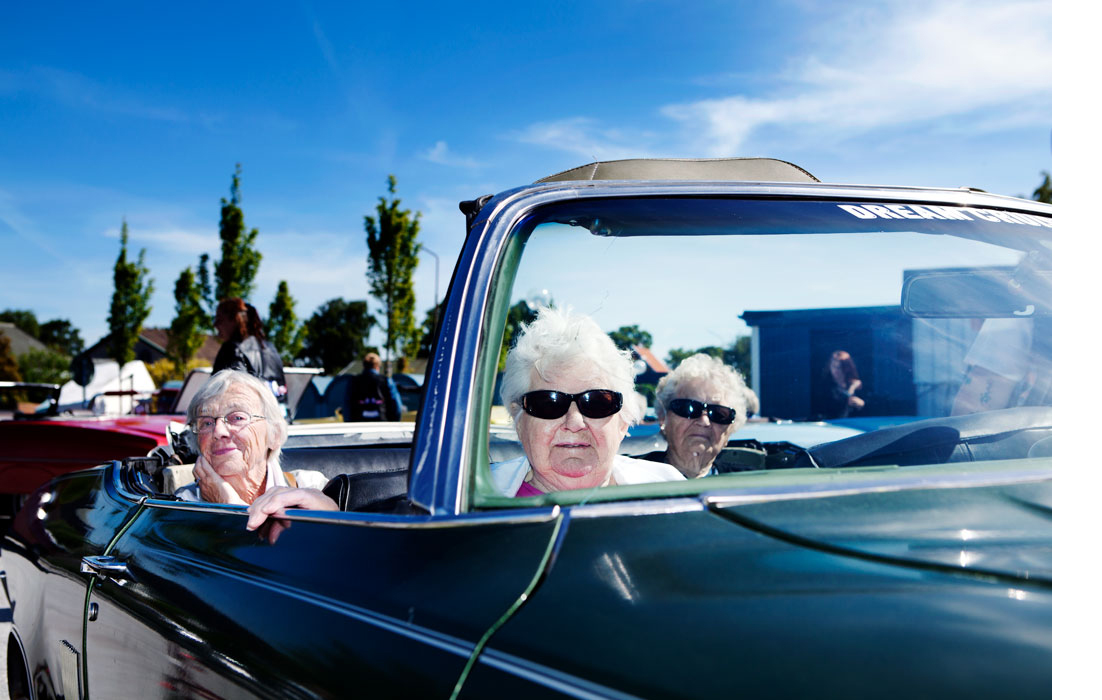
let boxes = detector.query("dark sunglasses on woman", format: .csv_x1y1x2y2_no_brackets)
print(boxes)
667,398,737,425
521,389,623,420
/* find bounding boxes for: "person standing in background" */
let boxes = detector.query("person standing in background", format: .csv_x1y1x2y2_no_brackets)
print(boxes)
345,352,403,421
212,298,288,411
813,350,865,419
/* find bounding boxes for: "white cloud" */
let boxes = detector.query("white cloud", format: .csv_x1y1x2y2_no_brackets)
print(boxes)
124,226,214,257
512,1,1050,159
663,0,1051,155
22,66,192,124
419,140,485,168
511,118,664,161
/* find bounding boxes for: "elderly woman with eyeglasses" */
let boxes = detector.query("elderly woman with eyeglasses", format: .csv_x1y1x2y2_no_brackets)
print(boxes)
647,353,759,479
492,307,684,496
175,370,329,504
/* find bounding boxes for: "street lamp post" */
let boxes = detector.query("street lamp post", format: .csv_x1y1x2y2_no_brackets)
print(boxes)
422,246,440,336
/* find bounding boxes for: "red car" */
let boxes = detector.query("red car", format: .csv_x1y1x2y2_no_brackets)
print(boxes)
0,381,175,528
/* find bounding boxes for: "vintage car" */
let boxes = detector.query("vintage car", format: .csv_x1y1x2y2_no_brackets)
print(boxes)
0,381,176,533
2,159,1051,699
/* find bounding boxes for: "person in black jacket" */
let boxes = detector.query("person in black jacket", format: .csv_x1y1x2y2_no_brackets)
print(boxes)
212,298,288,411
344,352,403,421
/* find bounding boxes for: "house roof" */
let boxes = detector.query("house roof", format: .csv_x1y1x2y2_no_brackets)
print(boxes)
140,328,222,364
633,344,670,374
86,327,221,364
0,322,48,356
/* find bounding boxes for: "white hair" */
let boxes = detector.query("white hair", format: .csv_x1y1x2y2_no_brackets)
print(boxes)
187,369,289,470
655,353,758,430
500,306,641,425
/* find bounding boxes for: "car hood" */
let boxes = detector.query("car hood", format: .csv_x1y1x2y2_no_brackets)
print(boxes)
707,469,1051,583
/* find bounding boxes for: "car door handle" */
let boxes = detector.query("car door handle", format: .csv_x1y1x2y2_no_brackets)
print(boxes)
80,555,130,580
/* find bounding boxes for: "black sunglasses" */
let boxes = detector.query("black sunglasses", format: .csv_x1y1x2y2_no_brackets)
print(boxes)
521,389,623,420
667,398,737,425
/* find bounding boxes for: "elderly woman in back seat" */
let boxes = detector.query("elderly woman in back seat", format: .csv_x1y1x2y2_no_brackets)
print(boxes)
244,307,683,529
641,353,758,479
177,370,328,505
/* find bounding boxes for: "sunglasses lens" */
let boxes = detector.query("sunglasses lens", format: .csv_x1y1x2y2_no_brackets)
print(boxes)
708,406,736,424
522,391,570,419
521,390,623,419
578,390,622,419
669,399,701,419
669,399,736,424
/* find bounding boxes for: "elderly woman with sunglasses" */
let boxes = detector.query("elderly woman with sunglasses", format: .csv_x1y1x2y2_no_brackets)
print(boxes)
492,307,683,496
240,308,682,529
175,370,329,504
646,353,759,479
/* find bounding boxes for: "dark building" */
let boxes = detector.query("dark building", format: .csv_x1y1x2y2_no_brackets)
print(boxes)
741,306,916,421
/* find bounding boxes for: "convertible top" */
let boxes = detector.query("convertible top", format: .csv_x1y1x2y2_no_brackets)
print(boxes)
536,157,820,183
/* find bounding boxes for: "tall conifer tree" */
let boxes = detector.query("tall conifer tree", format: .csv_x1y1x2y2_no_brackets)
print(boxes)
215,164,262,302
106,219,154,367
168,266,208,372
365,175,421,371
267,281,304,364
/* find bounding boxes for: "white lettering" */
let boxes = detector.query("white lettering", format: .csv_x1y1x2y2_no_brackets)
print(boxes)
886,204,923,220
1024,214,1053,228
908,205,946,220
964,208,1000,222
989,210,1031,225
863,204,904,219
838,204,877,219
926,206,973,221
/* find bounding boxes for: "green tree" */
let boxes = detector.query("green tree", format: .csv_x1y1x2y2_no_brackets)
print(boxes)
1032,171,1051,204
498,301,540,371
608,324,653,351
167,266,208,372
724,335,752,382
365,175,421,372
18,348,70,384
197,253,214,320
106,219,154,367
214,164,262,303
0,334,21,381
296,298,375,375
666,335,752,380
266,280,304,364
417,300,447,358
0,309,40,339
38,319,84,357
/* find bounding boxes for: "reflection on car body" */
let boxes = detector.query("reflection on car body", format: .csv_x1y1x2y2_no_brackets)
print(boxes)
3,159,1050,699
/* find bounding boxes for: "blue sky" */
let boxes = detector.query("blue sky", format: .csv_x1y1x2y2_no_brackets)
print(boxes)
1,0,1052,348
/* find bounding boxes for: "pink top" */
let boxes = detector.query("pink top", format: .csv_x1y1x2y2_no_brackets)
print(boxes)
516,481,546,497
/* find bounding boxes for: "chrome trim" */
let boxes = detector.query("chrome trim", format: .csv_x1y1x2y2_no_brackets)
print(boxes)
702,466,1051,508
142,497,562,530
478,647,644,700
80,555,129,578
566,498,704,519
162,551,476,660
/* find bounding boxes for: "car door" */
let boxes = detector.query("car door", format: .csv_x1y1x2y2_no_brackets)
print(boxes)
81,478,562,699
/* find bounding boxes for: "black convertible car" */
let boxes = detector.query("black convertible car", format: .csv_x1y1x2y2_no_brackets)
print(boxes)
3,159,1051,699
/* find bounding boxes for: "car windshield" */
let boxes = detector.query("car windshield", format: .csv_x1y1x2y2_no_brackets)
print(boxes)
0,382,60,419
473,195,1051,507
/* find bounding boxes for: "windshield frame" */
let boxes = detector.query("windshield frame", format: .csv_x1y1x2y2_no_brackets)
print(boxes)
407,179,1052,515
